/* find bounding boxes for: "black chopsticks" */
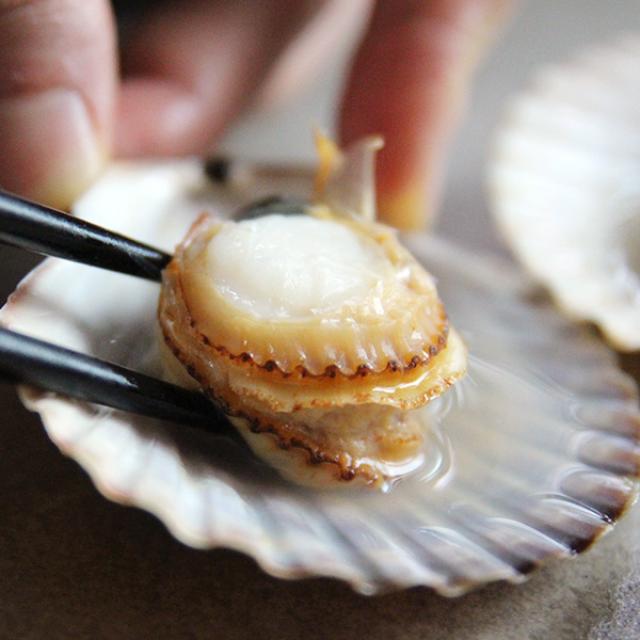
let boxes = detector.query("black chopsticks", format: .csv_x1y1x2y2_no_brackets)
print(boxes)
0,190,171,281
0,189,224,431
0,327,225,431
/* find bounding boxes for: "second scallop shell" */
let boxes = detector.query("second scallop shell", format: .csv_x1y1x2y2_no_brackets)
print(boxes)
489,34,640,351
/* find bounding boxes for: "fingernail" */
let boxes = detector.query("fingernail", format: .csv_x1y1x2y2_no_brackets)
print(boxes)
0,89,105,208
378,184,432,231
377,143,448,231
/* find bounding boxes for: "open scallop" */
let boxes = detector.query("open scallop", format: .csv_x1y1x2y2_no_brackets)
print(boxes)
1,159,638,595
489,33,640,351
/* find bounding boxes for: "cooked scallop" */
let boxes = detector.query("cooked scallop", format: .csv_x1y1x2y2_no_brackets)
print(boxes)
158,136,467,487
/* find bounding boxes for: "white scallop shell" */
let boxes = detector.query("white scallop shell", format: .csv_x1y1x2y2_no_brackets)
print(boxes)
488,33,640,351
1,160,638,595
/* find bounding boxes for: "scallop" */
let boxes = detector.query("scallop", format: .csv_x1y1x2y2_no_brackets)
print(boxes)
489,33,640,351
1,152,638,595
158,137,467,487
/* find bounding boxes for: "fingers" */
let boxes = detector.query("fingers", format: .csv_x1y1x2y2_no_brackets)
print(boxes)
0,0,116,208
339,0,513,229
115,0,333,157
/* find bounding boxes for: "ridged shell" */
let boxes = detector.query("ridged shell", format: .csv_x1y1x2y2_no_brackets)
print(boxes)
1,160,638,595
488,33,640,351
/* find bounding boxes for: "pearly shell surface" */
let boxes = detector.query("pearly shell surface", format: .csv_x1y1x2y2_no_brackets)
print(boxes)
489,34,640,351
1,160,638,595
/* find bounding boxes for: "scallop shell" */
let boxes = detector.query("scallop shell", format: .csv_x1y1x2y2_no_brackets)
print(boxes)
1,160,638,596
488,33,640,351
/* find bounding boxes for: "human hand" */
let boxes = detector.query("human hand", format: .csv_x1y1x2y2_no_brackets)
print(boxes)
0,0,510,227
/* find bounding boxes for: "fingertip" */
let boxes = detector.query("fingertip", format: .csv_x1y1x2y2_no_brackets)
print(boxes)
0,0,116,207
377,181,434,232
340,0,512,229
0,89,106,208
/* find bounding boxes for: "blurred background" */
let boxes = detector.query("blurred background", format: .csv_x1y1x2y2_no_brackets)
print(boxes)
221,0,640,253
1,1,639,638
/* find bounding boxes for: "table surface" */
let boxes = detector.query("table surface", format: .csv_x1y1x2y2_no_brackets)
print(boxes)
2,2,639,638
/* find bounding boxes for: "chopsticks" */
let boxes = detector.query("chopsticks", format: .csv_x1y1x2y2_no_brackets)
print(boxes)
0,327,226,431
0,190,171,282
0,189,223,431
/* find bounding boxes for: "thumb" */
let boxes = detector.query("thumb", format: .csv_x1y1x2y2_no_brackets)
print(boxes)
0,0,116,208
